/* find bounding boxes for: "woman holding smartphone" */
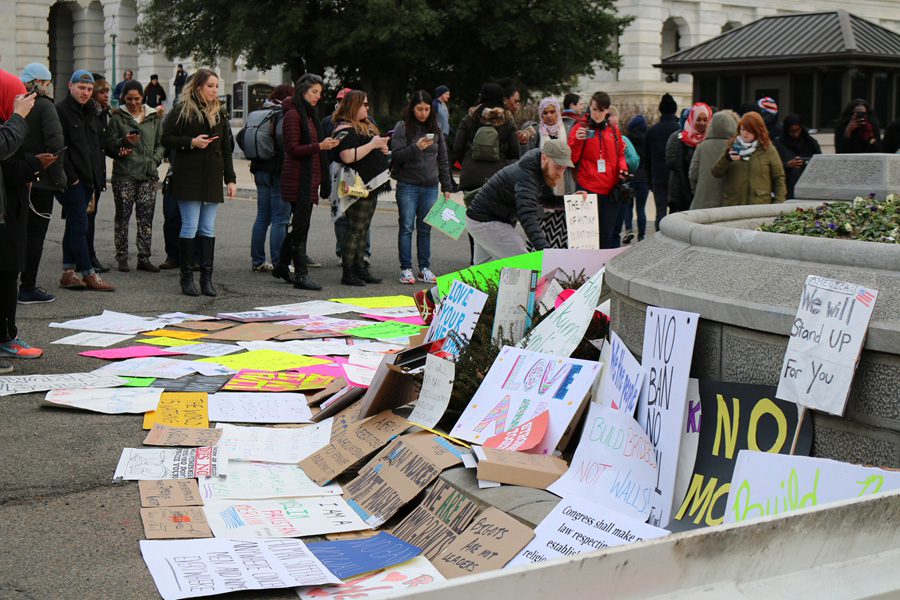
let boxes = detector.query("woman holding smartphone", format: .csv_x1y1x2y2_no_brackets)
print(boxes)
161,68,236,297
107,79,165,273
835,99,881,154
390,90,452,284
711,112,785,206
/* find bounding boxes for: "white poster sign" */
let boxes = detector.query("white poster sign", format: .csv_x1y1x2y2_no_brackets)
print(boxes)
426,280,487,356
114,447,229,480
202,498,367,538
199,461,342,500
564,194,599,249
215,421,332,463
93,356,199,379
51,332,135,347
492,268,537,344
165,343,243,358
49,310,171,334
207,392,312,423
408,354,456,429
600,332,645,416
42,387,162,414
295,556,444,599
0,372,128,396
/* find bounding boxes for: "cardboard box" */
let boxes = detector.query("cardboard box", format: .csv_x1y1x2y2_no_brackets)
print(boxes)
476,447,568,489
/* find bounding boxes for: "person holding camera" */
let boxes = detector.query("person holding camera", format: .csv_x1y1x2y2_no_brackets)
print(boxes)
773,114,821,200
835,99,881,154
711,112,785,206
567,91,628,249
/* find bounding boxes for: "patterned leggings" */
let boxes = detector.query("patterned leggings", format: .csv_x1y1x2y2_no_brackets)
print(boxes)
112,179,158,262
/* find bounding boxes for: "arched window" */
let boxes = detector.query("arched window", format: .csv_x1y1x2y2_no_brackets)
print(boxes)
661,17,688,82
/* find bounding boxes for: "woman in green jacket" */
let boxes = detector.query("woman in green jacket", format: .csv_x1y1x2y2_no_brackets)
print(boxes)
711,111,786,206
107,80,165,273
161,68,236,297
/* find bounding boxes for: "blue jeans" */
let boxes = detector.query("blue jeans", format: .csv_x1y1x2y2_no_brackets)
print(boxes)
251,171,290,265
396,182,438,270
626,180,649,240
57,183,95,275
178,200,218,238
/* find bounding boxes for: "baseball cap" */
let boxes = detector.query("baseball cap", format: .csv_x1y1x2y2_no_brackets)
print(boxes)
20,63,52,83
70,70,94,84
337,87,351,100
542,139,574,168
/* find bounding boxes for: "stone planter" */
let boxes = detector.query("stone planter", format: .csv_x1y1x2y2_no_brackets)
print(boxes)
605,202,900,467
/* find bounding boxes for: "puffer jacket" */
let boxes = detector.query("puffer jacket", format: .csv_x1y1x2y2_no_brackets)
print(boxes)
711,142,786,206
689,111,738,210
107,105,165,182
21,93,66,191
453,105,520,191
389,120,452,193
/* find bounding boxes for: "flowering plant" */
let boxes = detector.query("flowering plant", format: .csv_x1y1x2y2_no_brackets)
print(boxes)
757,194,900,243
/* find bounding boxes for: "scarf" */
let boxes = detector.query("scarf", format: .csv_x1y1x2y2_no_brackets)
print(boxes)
0,69,26,122
677,102,711,148
538,96,562,139
777,114,818,157
735,138,758,160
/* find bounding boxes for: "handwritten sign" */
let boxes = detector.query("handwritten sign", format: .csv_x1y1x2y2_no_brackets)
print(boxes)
197,350,329,372
436,251,543,297
483,410,548,452
143,424,222,447
141,507,212,539
346,321,426,341
391,480,479,560
306,532,422,579
296,556,444,599
51,331,135,346
564,194,599,249
80,345,185,359
215,421,332,463
601,332,644,416
453,346,601,455
114,447,228,480
408,354,456,429
207,392,312,423
202,497,367,538
221,369,333,392
140,479,204,507
199,461,341,500
434,507,535,578
162,342,242,357
426,280,487,356
42,387,162,414
424,194,467,239
148,374,230,393
0,372,127,397
142,392,208,430
776,275,878,415
635,306,699,528
492,268,538,344
93,356,199,379
215,310,307,323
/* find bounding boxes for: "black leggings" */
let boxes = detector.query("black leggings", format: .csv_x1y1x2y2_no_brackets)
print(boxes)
0,271,19,343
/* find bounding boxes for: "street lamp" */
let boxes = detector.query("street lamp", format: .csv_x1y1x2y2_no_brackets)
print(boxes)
110,32,118,108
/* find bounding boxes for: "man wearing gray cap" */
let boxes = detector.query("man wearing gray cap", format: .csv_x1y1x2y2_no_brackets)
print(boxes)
464,139,585,264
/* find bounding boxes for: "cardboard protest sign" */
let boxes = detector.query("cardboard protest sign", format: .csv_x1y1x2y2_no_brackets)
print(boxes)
506,495,667,568
42,387,162,414
142,392,208,430
452,346,601,455
197,350,328,372
202,497,367,538
79,345,184,359
669,380,812,532
726,451,900,525
776,275,878,415
520,268,605,357
408,354,456,429
143,424,222,447
0,372,127,397
426,280,488,356
148,374,230,394
51,331,135,347
207,392,312,423
140,479,204,507
343,434,465,528
296,556,444,599
216,310,308,322
564,194,599,249
201,323,300,341
199,461,341,500
434,507,535,578
221,369,333,392
548,403,657,521
114,447,228,480
329,296,416,308
482,411,549,452
424,193,467,239
600,332,644,416
298,411,410,485
172,320,237,332
140,537,339,600
436,251,543,297
141,507,212,539
305,532,422,579
492,267,538,344
215,421,332,463
635,306,699,528
356,355,422,419
143,329,209,340
391,480,479,560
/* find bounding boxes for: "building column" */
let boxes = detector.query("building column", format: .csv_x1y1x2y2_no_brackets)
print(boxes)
15,1,53,71
618,0,667,83
72,0,105,73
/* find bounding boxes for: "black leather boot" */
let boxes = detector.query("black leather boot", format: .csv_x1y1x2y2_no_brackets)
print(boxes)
293,245,321,290
353,262,382,284
271,234,293,283
341,261,365,286
198,236,216,297
179,238,199,296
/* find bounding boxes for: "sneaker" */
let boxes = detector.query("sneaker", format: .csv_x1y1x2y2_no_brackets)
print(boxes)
306,255,322,268
252,262,274,273
399,268,415,284
18,286,56,304
418,268,437,284
59,270,86,289
413,289,436,325
83,273,116,291
622,229,635,244
0,338,43,359
0,359,12,374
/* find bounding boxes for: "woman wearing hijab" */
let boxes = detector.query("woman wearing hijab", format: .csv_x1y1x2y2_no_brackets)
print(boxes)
665,102,710,213
835,99,881,154
774,114,821,199
711,112,785,206
527,96,570,248
689,110,739,210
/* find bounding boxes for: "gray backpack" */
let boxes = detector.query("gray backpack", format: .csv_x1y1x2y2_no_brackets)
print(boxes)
237,106,281,161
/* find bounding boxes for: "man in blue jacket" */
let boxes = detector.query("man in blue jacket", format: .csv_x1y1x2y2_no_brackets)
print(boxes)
644,93,680,232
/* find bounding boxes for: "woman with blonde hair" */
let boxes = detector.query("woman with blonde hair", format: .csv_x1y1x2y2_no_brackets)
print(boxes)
161,68,237,296
711,111,785,206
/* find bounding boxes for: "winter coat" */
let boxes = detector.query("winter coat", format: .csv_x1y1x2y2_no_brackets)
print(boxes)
281,97,330,205
453,105,520,191
666,131,698,211
390,120,452,193
56,93,105,192
644,114,680,188
21,93,66,191
834,122,882,154
161,100,236,204
773,122,821,200
0,115,29,273
625,128,647,182
144,83,167,108
567,116,627,196
689,111,738,210
711,142,786,206
107,105,165,182
466,148,564,250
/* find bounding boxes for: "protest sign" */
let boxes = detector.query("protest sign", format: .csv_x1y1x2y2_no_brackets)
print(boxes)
163,343,242,358
424,193,467,239
203,497,367,538
139,479,204,507
0,372,127,396
725,451,900,524
140,537,339,600
408,354,455,429
298,412,410,485
237,340,352,356
50,310,170,334
197,350,328,372
149,374,230,393
215,421,332,463
187,361,238,377
391,479,479,560
172,321,236,332
221,370,333,393
296,556,444,599
52,332,135,347
340,362,378,387
539,248,627,282
137,337,201,347
216,310,309,322
329,296,416,308
475,446,567,489
506,495,667,568
202,323,301,342
206,392,312,423
564,194,599,249
199,461,341,500
601,332,644,416
492,267,537,344
144,424,222,447
345,321,426,341
356,355,422,419
143,329,209,340
482,411,548,452
255,299,365,315
776,275,878,416
670,380,812,532
305,532,422,579
42,387,162,414
142,393,208,429
93,356,199,380
141,507,212,539
436,252,543,297
123,377,156,387
673,379,702,508
114,447,228,480
434,507,535,578
548,403,657,521
453,346,601,455
520,268,605,357
80,345,184,359
635,306,699,528
426,280,488,356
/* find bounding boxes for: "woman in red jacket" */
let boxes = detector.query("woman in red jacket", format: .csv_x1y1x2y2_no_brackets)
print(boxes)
567,91,627,248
